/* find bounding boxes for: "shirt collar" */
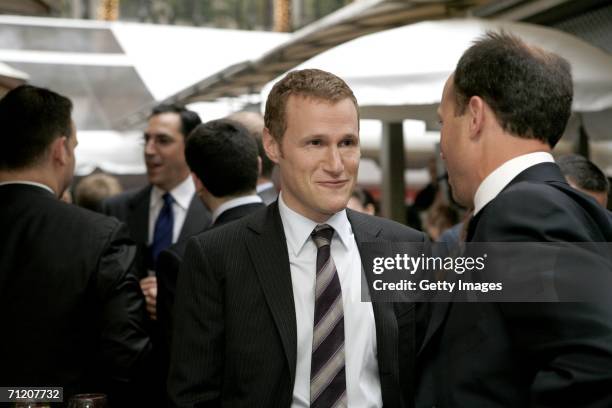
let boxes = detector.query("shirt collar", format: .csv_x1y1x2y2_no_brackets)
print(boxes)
212,194,262,223
151,175,195,210
256,181,274,193
278,192,352,257
0,180,55,195
474,151,554,215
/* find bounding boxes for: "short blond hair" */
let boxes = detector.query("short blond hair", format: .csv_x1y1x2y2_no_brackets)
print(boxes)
75,173,122,211
264,69,358,142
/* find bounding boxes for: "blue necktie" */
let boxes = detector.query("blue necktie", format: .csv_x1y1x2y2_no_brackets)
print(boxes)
151,192,174,264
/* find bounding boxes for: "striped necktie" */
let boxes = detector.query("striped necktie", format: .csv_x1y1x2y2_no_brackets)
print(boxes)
310,224,347,408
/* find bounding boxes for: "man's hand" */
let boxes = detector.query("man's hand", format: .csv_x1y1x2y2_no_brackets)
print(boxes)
140,276,157,320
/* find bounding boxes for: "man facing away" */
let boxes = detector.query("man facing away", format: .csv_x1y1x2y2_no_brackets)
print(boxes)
0,85,151,403
156,119,265,370
227,110,278,204
416,32,612,407
168,69,426,407
557,153,609,208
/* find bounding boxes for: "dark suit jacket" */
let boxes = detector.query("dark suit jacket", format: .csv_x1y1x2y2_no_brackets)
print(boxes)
0,184,152,403
101,185,211,278
156,202,266,354
416,163,612,407
168,202,425,408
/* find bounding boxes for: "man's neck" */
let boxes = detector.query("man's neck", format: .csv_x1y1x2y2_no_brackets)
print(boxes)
478,133,552,184
205,190,258,213
0,168,59,196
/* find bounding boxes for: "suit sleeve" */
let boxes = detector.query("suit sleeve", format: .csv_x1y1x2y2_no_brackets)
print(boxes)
95,222,153,387
168,237,224,408
156,248,181,353
483,188,612,407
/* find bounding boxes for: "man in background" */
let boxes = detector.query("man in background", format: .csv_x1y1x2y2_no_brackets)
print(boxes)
156,118,265,372
228,110,278,204
557,153,609,207
75,172,123,212
101,104,210,405
102,104,210,320
417,32,612,407
0,85,151,404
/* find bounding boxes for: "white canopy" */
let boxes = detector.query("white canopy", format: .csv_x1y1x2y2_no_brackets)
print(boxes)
262,18,612,122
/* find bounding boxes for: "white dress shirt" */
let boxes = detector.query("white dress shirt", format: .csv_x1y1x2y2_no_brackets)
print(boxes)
473,152,555,215
148,176,195,244
278,193,382,408
212,194,262,224
256,181,274,194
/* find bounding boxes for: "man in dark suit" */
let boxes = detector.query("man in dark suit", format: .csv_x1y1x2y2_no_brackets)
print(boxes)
102,104,211,320
156,119,265,362
558,153,609,208
416,32,612,407
0,85,151,403
168,69,426,407
227,110,278,205
102,104,210,406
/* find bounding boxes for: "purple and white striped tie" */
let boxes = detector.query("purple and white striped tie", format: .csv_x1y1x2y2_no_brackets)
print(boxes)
310,224,347,408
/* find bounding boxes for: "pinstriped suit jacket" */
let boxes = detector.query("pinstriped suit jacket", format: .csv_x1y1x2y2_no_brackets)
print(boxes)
168,202,425,408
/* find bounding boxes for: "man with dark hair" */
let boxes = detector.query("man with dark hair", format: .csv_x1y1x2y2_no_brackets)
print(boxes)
101,103,211,320
168,69,425,407
101,103,210,405
227,110,278,204
417,32,612,406
156,119,265,368
557,154,609,207
0,85,151,403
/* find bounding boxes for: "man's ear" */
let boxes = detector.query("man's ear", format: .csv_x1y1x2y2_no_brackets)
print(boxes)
263,127,280,164
191,172,204,192
468,96,485,139
257,156,263,177
51,137,69,166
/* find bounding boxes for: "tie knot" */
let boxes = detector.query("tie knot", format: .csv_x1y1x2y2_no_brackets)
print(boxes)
162,192,174,206
311,224,334,249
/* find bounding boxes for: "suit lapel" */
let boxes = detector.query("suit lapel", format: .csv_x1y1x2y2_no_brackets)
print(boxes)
127,186,151,245
348,211,400,403
245,203,297,385
178,195,210,242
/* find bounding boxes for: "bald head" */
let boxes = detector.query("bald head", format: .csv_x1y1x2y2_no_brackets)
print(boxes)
226,111,274,180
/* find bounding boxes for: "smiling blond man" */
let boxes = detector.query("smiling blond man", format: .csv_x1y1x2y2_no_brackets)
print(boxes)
168,69,425,408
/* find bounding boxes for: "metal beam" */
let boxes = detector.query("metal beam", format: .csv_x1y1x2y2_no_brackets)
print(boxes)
380,121,406,223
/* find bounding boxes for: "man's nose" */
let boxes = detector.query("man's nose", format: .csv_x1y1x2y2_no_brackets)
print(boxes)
323,146,344,174
144,138,157,155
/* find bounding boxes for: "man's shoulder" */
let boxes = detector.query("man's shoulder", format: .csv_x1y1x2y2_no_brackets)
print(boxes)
192,205,269,244
63,199,124,234
348,210,425,242
479,179,611,241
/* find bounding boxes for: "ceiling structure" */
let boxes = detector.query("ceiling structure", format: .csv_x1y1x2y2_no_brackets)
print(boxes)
113,0,489,130
113,0,609,131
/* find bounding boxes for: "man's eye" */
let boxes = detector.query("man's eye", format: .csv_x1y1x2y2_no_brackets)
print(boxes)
309,140,322,146
340,139,356,147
